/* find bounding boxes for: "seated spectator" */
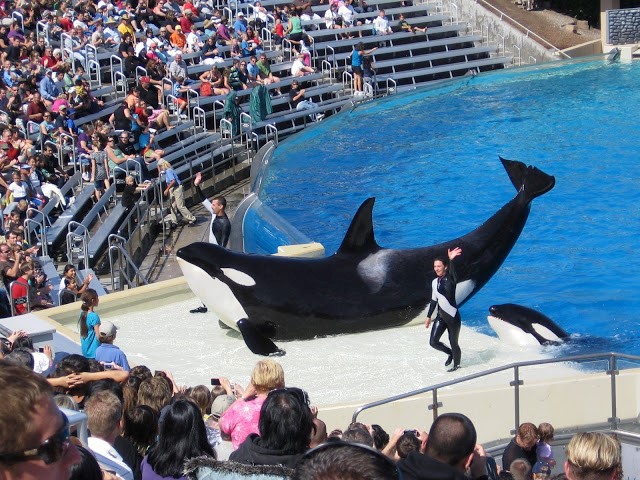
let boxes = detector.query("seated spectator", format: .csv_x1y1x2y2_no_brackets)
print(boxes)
373,10,392,35
289,80,323,122
0,365,82,478
256,54,281,89
564,432,622,480
294,441,401,480
170,25,187,51
397,412,490,480
220,359,285,450
230,387,313,468
105,135,151,182
168,53,188,81
95,321,130,371
199,67,230,96
142,399,216,479
11,261,54,314
502,422,539,472
291,54,315,77
397,13,426,34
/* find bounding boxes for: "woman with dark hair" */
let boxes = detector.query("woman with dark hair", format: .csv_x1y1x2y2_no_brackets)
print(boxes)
70,445,104,480
124,405,159,457
142,399,215,479
230,387,313,468
78,288,101,359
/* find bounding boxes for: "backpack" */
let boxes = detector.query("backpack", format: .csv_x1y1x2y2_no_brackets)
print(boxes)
201,81,213,96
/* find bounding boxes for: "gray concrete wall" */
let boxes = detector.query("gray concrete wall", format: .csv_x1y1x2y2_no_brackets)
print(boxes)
607,7,640,45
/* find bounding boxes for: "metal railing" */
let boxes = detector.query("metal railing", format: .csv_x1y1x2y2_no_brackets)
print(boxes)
108,235,150,291
352,352,640,435
471,0,571,59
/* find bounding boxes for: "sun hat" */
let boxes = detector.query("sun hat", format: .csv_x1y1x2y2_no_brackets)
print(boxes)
210,394,235,419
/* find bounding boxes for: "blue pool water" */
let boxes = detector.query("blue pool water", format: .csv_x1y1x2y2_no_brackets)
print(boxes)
257,59,640,356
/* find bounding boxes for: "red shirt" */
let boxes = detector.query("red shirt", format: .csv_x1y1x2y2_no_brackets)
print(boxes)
11,277,29,315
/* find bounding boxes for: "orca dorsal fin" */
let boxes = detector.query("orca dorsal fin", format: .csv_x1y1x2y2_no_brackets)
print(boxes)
337,198,380,255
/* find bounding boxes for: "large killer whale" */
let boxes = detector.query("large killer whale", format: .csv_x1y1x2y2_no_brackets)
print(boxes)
177,157,555,355
488,303,569,346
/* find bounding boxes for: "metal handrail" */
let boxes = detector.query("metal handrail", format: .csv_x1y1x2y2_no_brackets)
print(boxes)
352,352,640,434
108,234,149,291
472,0,571,59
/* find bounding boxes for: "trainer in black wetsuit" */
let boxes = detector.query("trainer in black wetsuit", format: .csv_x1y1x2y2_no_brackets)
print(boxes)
425,247,463,371
190,172,232,313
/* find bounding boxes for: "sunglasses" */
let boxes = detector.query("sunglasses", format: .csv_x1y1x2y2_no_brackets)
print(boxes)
0,413,70,465
268,387,309,406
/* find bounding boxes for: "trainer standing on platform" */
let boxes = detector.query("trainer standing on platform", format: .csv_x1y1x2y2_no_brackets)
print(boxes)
190,172,232,314
425,247,463,372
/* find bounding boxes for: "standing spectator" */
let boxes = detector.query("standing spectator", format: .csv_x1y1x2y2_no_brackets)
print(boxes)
219,359,285,450
351,43,378,95
397,413,489,480
79,289,101,359
0,365,82,479
158,159,196,227
142,400,215,480
564,432,622,480
95,321,130,371
502,422,539,472
85,390,134,480
230,388,313,468
536,422,555,467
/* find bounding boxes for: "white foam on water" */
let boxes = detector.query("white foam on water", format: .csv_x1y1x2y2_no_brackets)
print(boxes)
101,296,577,407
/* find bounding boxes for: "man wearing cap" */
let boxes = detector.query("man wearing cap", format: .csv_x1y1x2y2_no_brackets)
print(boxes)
170,24,187,50
39,69,60,107
233,12,247,38
95,321,130,371
118,15,136,44
104,17,121,44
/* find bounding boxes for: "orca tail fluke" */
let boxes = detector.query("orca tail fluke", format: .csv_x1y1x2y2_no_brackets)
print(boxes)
237,319,285,356
500,157,555,201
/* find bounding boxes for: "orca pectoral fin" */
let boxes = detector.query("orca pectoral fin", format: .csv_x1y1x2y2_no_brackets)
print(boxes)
237,319,285,356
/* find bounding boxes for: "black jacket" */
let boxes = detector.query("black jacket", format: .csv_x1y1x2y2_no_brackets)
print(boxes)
229,434,302,469
398,452,468,480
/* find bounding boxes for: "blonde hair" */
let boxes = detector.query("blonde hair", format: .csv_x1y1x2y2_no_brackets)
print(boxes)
157,159,170,171
250,359,285,394
84,390,123,440
566,432,622,480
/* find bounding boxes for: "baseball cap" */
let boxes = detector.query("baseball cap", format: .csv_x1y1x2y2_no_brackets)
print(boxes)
237,11,244,16
58,104,67,110
99,320,118,337
532,462,551,475
139,76,151,83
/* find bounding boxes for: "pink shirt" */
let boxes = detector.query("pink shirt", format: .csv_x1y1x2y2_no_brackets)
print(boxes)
219,396,265,450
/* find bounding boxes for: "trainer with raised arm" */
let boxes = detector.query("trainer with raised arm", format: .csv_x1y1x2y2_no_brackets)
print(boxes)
425,247,463,371
190,172,232,314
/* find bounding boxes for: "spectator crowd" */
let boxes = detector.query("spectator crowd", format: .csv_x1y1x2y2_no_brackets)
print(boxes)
0,329,626,480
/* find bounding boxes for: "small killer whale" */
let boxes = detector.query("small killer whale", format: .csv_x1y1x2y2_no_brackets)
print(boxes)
488,303,569,346
177,157,555,355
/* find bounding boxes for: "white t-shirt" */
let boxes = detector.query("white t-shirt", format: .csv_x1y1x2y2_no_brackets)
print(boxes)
8,181,27,200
